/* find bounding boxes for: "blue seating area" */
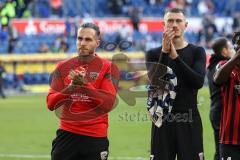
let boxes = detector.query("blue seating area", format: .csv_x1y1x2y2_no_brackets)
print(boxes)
61,0,232,17
0,0,230,18
23,72,50,84
13,34,59,54
1,0,237,17
3,73,20,89
0,34,76,54
66,0,237,17
0,31,199,54
2,71,141,87
0,41,8,53
3,72,50,89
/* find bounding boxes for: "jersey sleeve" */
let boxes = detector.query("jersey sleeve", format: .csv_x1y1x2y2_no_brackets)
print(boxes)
46,61,70,111
173,46,206,89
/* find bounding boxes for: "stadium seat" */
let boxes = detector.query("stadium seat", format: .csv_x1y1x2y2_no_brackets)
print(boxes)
42,72,50,84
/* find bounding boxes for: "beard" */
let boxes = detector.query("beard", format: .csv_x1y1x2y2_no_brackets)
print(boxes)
78,49,94,56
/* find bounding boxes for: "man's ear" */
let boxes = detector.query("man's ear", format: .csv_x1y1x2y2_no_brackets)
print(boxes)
96,39,100,47
163,21,167,31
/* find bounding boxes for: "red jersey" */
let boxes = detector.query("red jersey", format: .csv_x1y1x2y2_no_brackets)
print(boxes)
46,55,119,137
219,62,240,145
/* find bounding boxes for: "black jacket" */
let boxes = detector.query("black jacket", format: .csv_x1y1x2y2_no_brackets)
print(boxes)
207,54,229,114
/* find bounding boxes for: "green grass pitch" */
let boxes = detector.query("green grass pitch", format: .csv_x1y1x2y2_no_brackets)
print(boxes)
0,87,214,160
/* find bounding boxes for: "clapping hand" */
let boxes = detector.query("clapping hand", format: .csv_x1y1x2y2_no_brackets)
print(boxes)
69,69,86,86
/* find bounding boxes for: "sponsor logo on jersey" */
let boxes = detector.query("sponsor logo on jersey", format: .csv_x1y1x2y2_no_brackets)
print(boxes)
90,72,99,80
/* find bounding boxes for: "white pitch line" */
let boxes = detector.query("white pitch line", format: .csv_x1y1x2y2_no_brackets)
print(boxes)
0,154,148,160
0,154,50,158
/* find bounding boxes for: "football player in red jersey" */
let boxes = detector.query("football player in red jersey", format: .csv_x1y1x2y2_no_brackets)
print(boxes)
214,32,240,160
46,23,119,160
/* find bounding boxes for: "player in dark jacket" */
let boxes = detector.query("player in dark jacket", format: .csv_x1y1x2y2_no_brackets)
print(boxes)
207,38,233,160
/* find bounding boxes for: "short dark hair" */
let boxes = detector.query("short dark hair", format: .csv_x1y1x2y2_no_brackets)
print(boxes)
212,38,228,55
164,8,186,16
79,23,100,37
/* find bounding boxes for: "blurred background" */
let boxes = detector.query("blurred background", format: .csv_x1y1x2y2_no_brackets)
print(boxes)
0,0,239,160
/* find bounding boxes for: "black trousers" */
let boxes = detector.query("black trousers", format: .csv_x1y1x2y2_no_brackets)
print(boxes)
210,110,221,160
220,144,240,160
150,110,204,160
51,129,109,160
